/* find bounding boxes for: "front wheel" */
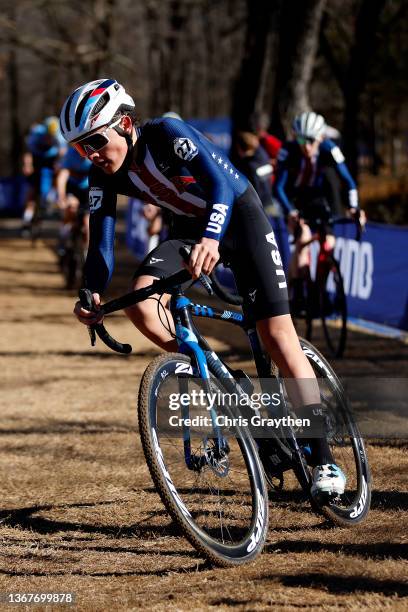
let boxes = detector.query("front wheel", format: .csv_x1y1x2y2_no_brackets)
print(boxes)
299,338,371,526
138,353,269,566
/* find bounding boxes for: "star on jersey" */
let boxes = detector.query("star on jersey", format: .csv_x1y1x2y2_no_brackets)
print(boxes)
211,151,239,179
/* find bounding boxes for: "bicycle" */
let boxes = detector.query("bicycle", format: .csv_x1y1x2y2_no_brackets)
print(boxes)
58,201,86,290
290,214,362,358
25,166,56,244
78,248,371,566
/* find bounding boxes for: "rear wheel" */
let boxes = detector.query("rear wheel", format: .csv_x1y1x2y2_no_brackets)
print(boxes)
319,257,347,358
299,338,371,526
138,353,269,566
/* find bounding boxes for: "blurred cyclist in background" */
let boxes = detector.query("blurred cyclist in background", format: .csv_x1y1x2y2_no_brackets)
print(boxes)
249,111,282,180
21,116,66,235
56,147,92,257
274,111,362,310
230,127,290,275
231,130,274,208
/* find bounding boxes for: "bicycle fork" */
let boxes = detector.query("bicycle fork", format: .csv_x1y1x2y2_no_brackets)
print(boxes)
171,294,228,472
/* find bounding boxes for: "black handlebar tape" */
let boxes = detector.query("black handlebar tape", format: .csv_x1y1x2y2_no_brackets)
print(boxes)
179,246,214,296
79,288,94,311
79,288,96,346
94,324,132,354
78,288,132,354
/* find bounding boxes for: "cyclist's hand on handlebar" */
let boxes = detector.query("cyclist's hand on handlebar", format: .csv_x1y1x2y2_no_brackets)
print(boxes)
188,238,220,279
287,209,300,233
74,292,104,326
349,207,367,227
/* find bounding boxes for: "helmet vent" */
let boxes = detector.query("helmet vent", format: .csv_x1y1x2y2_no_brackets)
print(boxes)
64,92,75,132
91,92,110,117
75,90,93,127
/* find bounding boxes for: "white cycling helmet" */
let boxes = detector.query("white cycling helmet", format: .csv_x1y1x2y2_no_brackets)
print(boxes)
59,78,135,143
292,111,326,141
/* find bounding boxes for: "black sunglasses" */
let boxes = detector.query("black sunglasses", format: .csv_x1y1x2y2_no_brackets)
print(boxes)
296,136,316,145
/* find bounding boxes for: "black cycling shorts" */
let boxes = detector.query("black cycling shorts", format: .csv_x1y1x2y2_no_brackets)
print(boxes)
135,185,290,322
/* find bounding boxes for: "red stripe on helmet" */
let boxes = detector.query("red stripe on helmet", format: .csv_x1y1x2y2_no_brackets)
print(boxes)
90,87,106,97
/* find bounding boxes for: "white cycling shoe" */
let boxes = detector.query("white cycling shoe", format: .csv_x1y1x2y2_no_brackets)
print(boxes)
311,464,346,497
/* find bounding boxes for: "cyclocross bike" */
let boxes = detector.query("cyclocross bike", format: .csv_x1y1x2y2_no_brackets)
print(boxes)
291,215,363,358
27,166,55,244
59,209,86,290
79,247,371,567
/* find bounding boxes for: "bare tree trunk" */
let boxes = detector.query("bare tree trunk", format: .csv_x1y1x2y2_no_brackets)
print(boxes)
231,0,274,129
6,1,21,176
270,0,327,138
93,0,115,75
342,0,387,178
7,47,21,175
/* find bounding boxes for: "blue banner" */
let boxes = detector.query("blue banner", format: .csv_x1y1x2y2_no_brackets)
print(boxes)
332,221,408,330
0,176,28,216
187,117,232,153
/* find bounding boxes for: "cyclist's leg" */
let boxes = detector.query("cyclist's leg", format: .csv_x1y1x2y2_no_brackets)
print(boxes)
289,219,313,311
22,185,36,229
58,193,78,255
125,274,177,351
124,238,195,351
288,218,313,280
73,184,90,252
21,169,39,232
229,188,336,471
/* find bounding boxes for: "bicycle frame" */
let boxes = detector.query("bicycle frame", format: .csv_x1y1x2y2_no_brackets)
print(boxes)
168,287,307,479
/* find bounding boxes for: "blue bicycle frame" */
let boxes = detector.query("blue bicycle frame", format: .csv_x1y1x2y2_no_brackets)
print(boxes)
169,288,287,471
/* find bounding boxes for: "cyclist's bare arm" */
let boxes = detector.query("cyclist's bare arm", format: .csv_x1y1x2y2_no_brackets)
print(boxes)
56,168,70,208
22,152,34,176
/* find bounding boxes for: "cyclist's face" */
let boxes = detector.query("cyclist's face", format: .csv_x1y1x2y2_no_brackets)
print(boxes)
85,118,131,174
298,138,320,159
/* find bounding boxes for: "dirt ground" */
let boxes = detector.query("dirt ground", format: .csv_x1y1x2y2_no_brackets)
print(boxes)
0,219,407,611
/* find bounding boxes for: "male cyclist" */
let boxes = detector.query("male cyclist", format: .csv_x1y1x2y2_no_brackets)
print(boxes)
60,79,346,496
21,116,67,234
56,147,92,256
274,111,361,309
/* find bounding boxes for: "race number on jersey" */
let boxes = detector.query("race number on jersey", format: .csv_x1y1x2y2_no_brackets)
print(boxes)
89,187,103,213
173,138,198,162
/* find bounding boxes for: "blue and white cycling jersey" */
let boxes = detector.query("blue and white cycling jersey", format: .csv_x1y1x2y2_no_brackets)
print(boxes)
274,139,358,214
26,124,66,161
86,117,249,292
61,148,92,190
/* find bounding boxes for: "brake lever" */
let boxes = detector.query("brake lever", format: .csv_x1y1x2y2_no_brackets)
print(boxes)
179,246,214,296
78,288,96,346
